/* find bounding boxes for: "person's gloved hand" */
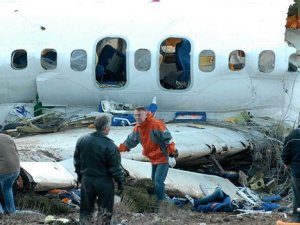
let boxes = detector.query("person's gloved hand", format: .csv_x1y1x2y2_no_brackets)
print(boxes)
75,179,81,189
117,182,124,195
77,174,82,182
118,143,128,152
169,149,179,158
75,175,82,189
174,149,179,158
169,157,176,168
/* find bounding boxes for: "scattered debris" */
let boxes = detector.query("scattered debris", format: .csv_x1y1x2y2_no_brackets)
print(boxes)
44,215,70,224
3,104,293,219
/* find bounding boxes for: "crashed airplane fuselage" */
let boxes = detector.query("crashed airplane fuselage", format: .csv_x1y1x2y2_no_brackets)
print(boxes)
0,0,298,125
0,0,298,201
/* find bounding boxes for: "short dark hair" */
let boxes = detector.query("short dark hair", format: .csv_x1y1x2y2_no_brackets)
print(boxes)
134,106,147,112
94,114,111,131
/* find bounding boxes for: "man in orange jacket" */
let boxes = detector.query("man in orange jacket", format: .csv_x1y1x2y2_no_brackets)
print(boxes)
119,106,178,200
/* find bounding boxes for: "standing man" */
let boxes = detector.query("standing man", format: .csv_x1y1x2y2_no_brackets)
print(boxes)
74,114,124,225
281,126,300,222
0,133,20,216
119,106,178,201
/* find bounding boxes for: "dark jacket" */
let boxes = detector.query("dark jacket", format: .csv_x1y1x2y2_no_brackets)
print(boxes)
281,128,300,178
0,133,20,175
74,131,124,185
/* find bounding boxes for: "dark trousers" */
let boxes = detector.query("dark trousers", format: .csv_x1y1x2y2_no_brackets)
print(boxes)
292,176,300,222
80,175,114,225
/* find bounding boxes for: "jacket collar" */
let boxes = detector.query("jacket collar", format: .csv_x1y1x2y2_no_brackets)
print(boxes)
91,130,106,137
137,112,154,127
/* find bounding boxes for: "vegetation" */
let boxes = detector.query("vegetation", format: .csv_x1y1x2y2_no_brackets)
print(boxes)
15,192,72,215
121,179,159,213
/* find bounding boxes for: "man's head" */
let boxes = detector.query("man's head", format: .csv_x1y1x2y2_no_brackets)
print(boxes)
133,106,148,124
94,114,111,135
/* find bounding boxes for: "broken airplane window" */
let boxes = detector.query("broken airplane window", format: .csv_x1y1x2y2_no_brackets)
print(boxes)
95,37,127,87
134,49,151,71
159,37,191,90
258,50,275,73
199,50,215,72
288,53,300,72
70,49,87,71
11,49,27,69
229,50,245,71
41,49,57,70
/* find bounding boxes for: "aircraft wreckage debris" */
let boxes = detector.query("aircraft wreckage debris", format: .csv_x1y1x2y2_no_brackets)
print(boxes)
0,105,292,216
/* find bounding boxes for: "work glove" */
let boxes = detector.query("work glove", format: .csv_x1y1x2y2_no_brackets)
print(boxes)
168,157,176,168
169,149,179,158
174,149,179,158
118,143,128,152
116,182,124,195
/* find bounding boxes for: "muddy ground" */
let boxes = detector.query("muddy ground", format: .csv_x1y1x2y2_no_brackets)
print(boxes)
0,205,292,225
1,189,295,225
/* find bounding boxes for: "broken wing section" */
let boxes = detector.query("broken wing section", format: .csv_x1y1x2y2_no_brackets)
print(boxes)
59,158,241,200
121,158,241,200
121,123,254,167
20,162,76,192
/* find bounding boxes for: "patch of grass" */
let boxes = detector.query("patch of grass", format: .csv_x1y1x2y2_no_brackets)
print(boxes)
116,178,159,213
15,192,72,215
1,213,45,225
123,186,158,213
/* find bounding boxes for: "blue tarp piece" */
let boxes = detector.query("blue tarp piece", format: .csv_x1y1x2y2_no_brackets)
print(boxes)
59,189,81,206
193,188,234,213
260,202,281,211
258,194,283,211
111,114,135,126
194,196,233,213
194,188,224,206
261,194,282,203
169,190,284,214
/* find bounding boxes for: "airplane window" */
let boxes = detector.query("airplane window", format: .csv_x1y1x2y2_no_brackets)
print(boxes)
199,50,215,72
159,37,191,90
41,49,57,70
134,49,151,71
258,50,275,73
229,50,245,71
11,49,27,70
288,53,300,72
71,49,87,71
95,37,127,87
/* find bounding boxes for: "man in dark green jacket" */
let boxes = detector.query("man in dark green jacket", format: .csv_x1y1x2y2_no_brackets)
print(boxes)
74,114,124,225
281,127,300,222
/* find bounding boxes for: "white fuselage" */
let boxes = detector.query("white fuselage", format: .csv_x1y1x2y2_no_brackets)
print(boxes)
0,0,298,123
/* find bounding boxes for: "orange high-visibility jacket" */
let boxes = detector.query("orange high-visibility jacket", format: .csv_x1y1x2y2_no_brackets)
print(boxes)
119,112,176,164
